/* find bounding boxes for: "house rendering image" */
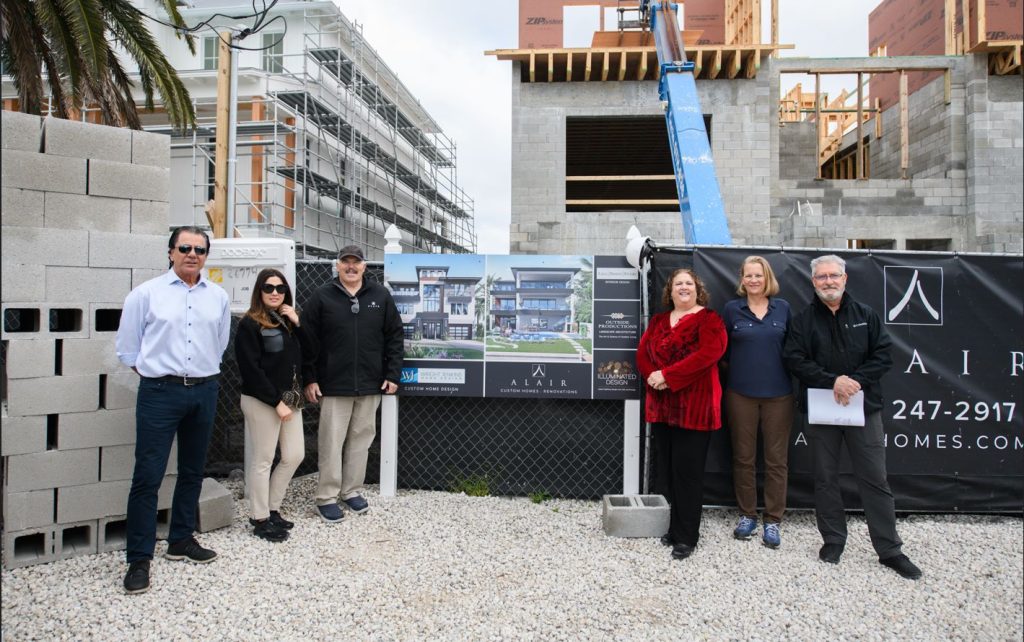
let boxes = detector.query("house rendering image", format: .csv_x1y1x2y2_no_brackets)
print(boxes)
489,267,581,334
389,266,478,341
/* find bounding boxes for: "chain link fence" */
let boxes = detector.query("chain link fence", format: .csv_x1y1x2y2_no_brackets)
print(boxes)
206,259,628,499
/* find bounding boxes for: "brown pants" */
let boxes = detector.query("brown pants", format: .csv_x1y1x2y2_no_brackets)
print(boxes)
726,390,794,523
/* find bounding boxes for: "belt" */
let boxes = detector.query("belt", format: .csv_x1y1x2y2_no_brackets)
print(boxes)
147,374,220,387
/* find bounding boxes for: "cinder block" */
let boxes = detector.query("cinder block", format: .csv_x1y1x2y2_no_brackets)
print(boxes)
105,372,139,410
6,447,99,492
98,514,128,553
131,130,171,168
1,110,43,152
0,266,46,303
0,414,47,455
100,443,136,481
1,148,87,194
0,226,89,267
2,527,55,570
43,116,131,162
2,489,55,531
60,408,135,449
6,375,98,417
4,339,56,379
2,187,45,226
89,231,167,269
601,494,670,538
195,478,234,533
88,159,169,202
132,268,168,289
45,267,131,304
90,302,124,334
44,192,131,233
54,520,98,561
131,200,170,235
57,480,129,523
61,337,124,376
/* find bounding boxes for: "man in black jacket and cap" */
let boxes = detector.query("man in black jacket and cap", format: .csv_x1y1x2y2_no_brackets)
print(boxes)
303,245,404,522
784,254,922,580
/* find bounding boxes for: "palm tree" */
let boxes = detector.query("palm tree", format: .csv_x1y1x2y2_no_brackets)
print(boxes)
1,0,195,130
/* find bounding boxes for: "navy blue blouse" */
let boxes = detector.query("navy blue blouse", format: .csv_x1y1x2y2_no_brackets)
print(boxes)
722,297,793,398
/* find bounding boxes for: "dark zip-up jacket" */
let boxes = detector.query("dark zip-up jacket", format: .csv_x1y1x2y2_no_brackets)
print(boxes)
301,279,404,396
235,315,313,408
783,292,893,414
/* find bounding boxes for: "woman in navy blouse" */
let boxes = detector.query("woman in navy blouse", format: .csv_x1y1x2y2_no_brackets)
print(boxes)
721,256,794,549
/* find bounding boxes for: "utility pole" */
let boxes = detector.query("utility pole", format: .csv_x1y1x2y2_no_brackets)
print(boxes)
209,31,231,238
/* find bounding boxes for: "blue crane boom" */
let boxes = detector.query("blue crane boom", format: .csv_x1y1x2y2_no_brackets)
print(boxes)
642,1,732,244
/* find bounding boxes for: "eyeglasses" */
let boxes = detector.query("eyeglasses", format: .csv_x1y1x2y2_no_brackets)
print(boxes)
813,273,845,283
349,297,360,314
261,283,287,294
177,244,208,256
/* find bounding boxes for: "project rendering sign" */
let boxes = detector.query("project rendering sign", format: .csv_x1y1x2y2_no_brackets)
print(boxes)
385,254,641,399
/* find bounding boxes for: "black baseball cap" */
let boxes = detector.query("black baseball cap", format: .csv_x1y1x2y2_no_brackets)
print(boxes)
338,245,365,261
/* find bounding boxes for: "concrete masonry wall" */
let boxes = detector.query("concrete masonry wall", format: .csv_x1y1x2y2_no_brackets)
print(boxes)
1,112,179,568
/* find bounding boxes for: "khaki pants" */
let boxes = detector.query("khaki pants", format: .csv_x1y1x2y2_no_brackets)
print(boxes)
241,394,305,520
726,390,794,524
315,395,380,505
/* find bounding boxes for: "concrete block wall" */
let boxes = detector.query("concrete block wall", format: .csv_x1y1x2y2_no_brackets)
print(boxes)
1,111,178,569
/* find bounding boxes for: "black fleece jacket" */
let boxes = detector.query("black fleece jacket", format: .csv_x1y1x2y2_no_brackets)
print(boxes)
235,315,313,408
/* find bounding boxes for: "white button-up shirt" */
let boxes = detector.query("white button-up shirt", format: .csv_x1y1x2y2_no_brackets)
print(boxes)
116,269,231,378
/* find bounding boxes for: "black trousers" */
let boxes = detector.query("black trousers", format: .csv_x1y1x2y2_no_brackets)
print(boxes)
654,423,713,547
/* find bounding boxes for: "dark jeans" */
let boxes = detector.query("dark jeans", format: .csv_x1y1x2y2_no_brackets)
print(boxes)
126,377,218,562
654,423,713,547
808,411,903,559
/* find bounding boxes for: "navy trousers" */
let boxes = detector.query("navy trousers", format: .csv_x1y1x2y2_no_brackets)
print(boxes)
125,377,218,563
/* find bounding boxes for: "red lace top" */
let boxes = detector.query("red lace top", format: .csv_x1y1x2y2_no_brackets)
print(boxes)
635,308,727,430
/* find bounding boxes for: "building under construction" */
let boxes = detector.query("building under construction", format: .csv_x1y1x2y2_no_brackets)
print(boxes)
489,0,1023,255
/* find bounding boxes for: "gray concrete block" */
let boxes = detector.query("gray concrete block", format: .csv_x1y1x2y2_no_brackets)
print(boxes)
131,130,171,168
1,414,47,456
0,265,46,302
4,339,55,379
1,149,87,194
100,443,136,481
98,514,128,553
2,187,45,226
54,520,98,561
131,200,170,235
45,267,131,303
195,478,234,533
43,116,131,162
2,527,55,570
105,372,139,410
61,336,125,376
132,268,168,290
1,110,43,152
2,489,54,532
88,159,169,202
1,225,89,267
601,494,669,538
57,480,129,523
6,447,98,492
90,302,125,334
6,375,98,417
44,192,131,232
60,408,135,449
89,231,167,269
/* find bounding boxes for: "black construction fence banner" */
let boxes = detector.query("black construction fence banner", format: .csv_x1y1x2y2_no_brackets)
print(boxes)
648,247,1023,513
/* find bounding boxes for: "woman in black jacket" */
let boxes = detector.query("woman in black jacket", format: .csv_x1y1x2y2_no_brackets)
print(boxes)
235,268,311,542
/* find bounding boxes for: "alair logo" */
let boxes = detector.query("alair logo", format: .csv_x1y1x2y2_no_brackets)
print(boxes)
531,364,546,378
884,266,943,326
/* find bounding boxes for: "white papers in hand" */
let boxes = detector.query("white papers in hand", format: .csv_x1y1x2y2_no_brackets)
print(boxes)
808,388,865,426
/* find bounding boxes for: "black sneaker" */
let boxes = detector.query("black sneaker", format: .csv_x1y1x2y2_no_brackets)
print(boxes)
880,553,922,580
269,510,294,530
123,560,151,594
164,537,218,563
253,519,289,543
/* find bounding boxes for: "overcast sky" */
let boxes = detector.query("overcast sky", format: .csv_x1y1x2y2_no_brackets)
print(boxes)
334,1,872,254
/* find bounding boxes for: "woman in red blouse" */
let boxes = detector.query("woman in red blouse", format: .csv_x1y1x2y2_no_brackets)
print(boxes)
636,268,728,560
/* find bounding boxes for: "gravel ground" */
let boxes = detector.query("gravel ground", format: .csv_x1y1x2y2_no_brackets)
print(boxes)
2,475,1022,641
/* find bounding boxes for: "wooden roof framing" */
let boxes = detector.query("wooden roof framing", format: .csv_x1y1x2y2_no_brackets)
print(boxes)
486,44,792,82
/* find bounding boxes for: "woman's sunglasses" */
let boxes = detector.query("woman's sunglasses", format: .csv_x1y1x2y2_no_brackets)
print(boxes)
261,283,288,294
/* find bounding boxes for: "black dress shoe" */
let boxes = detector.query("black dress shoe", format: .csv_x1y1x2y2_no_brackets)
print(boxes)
123,560,151,594
660,534,675,547
819,543,844,564
253,519,289,543
269,510,294,530
671,543,695,559
880,553,922,580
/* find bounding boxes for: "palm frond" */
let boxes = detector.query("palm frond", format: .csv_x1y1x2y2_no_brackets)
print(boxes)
155,0,196,55
1,0,46,114
55,0,108,79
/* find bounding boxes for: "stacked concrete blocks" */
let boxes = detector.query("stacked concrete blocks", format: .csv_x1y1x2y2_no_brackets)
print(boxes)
0,112,180,569
601,494,670,538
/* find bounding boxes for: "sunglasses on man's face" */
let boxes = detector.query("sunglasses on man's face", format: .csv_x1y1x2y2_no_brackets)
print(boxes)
261,283,288,294
176,244,208,256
